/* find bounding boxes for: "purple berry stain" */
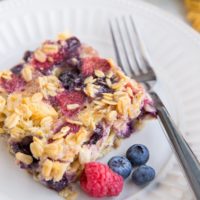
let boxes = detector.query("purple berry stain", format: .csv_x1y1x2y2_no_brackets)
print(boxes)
11,136,39,170
89,124,104,144
117,120,135,138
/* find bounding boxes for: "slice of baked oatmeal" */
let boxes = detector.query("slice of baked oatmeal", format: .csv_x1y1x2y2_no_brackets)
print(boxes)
0,33,156,198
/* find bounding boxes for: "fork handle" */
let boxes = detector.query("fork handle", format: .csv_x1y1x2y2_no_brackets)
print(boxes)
150,92,200,200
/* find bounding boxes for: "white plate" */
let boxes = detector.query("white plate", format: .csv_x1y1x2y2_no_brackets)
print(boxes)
0,0,199,199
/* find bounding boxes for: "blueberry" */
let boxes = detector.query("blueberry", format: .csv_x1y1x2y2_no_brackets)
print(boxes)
89,124,104,144
96,85,113,96
23,50,32,62
58,70,83,90
45,173,75,192
126,144,149,166
39,68,53,76
11,136,39,170
45,175,69,191
117,120,135,138
11,136,33,155
66,37,81,53
108,156,132,179
19,158,39,170
94,77,113,96
132,165,155,185
11,64,24,74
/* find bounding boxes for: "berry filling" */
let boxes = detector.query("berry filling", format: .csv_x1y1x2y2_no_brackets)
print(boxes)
45,173,75,192
56,91,86,116
11,136,39,170
66,122,80,133
11,64,24,74
94,77,113,96
64,37,81,55
31,37,81,74
23,51,33,62
11,136,33,155
89,124,104,144
81,57,111,77
117,120,135,138
1,74,25,93
58,70,83,91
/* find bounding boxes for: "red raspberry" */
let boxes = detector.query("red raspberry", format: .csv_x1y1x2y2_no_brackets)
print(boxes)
56,91,86,116
107,171,124,196
31,59,53,70
53,120,80,135
80,162,123,197
31,44,65,71
1,74,25,93
81,57,111,77
51,50,65,64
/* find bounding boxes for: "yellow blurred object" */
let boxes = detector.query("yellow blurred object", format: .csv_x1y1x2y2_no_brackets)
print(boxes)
185,0,200,31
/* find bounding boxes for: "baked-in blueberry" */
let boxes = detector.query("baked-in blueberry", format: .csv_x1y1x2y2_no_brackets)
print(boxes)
132,165,155,185
11,136,33,155
126,144,149,166
45,173,75,192
89,124,104,144
108,156,132,179
58,70,83,90
66,37,81,53
117,120,135,138
93,77,113,96
23,50,32,62
11,64,24,74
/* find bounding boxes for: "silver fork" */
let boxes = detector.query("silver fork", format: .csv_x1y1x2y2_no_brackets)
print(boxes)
109,17,200,199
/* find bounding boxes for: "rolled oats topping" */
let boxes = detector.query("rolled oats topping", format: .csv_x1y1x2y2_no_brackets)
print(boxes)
34,49,47,63
0,32,156,199
21,64,33,82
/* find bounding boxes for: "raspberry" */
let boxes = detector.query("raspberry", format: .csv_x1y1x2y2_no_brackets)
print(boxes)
80,162,123,197
31,49,65,72
31,59,53,71
53,120,80,135
107,170,124,196
1,74,25,93
56,91,86,116
31,38,81,73
81,57,111,77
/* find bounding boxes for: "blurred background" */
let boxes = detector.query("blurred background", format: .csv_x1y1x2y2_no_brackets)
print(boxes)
141,0,184,17
136,0,200,32
0,0,199,32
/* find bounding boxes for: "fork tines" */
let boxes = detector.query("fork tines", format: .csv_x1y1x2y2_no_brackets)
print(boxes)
109,16,156,82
